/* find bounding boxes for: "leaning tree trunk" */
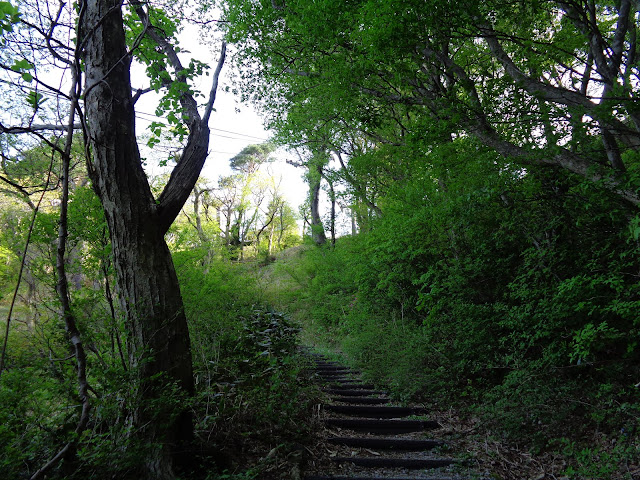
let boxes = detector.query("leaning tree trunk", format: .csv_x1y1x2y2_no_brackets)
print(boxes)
81,1,225,477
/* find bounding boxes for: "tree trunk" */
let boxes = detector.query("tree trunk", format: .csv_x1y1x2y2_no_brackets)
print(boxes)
351,207,357,236
81,1,225,477
325,176,336,247
309,164,327,245
192,187,213,266
224,207,232,247
25,269,37,330
267,226,274,256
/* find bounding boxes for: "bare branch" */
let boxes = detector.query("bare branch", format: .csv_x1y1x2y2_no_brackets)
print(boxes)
334,150,382,215
203,42,227,124
468,24,640,149
0,175,41,206
0,122,82,134
29,6,92,476
470,122,640,205
44,2,73,66
611,0,633,71
132,86,152,104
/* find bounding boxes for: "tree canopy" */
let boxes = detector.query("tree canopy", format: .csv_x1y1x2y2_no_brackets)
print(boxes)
223,0,640,206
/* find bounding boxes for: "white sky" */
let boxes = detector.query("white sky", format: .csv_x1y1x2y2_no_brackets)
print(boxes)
133,28,309,212
203,87,308,210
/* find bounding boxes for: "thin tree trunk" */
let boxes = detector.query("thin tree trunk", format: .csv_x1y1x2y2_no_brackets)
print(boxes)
25,270,36,330
267,225,274,255
351,207,357,235
225,208,232,247
192,187,213,266
277,208,286,248
322,175,336,247
30,40,90,480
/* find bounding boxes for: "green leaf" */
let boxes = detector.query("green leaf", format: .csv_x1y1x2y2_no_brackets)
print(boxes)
12,58,34,72
630,216,640,241
0,1,20,33
25,90,45,110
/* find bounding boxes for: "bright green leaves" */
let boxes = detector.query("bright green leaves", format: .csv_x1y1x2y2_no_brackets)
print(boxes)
149,59,208,147
9,60,38,115
10,59,44,113
630,216,640,241
124,3,179,57
1,2,58,125
150,83,190,149
0,1,19,36
229,142,276,174
25,90,46,111
570,322,621,364
147,121,164,149
10,58,34,83
123,5,210,148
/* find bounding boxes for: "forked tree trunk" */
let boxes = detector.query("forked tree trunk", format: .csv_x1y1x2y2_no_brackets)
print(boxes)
81,1,225,477
83,23,192,480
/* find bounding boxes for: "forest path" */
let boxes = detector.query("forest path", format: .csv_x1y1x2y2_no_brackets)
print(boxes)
301,351,486,480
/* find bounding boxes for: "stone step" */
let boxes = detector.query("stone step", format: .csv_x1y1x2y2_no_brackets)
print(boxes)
331,396,391,405
328,436,443,450
326,383,376,390
326,389,385,396
317,372,357,377
332,457,455,469
315,366,352,371
319,377,355,382
324,418,440,434
306,477,459,480
324,405,429,418
318,371,357,377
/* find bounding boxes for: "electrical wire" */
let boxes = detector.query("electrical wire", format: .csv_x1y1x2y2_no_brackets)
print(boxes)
134,110,269,141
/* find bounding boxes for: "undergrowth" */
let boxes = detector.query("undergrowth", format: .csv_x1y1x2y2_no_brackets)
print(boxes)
176,251,320,480
258,236,640,480
0,251,319,479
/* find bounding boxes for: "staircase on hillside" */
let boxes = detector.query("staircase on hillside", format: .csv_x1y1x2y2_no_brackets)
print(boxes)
302,352,482,480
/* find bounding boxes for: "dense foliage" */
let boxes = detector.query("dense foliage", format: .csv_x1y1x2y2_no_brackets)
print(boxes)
2,0,640,478
0,198,312,479
1,0,306,475
223,0,640,204
223,1,640,477
265,161,640,474
0,127,307,478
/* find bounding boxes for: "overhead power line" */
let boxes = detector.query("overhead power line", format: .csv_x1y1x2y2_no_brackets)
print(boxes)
134,110,269,141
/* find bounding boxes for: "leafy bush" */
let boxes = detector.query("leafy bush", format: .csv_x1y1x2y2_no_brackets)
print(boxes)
176,253,318,479
270,141,640,477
